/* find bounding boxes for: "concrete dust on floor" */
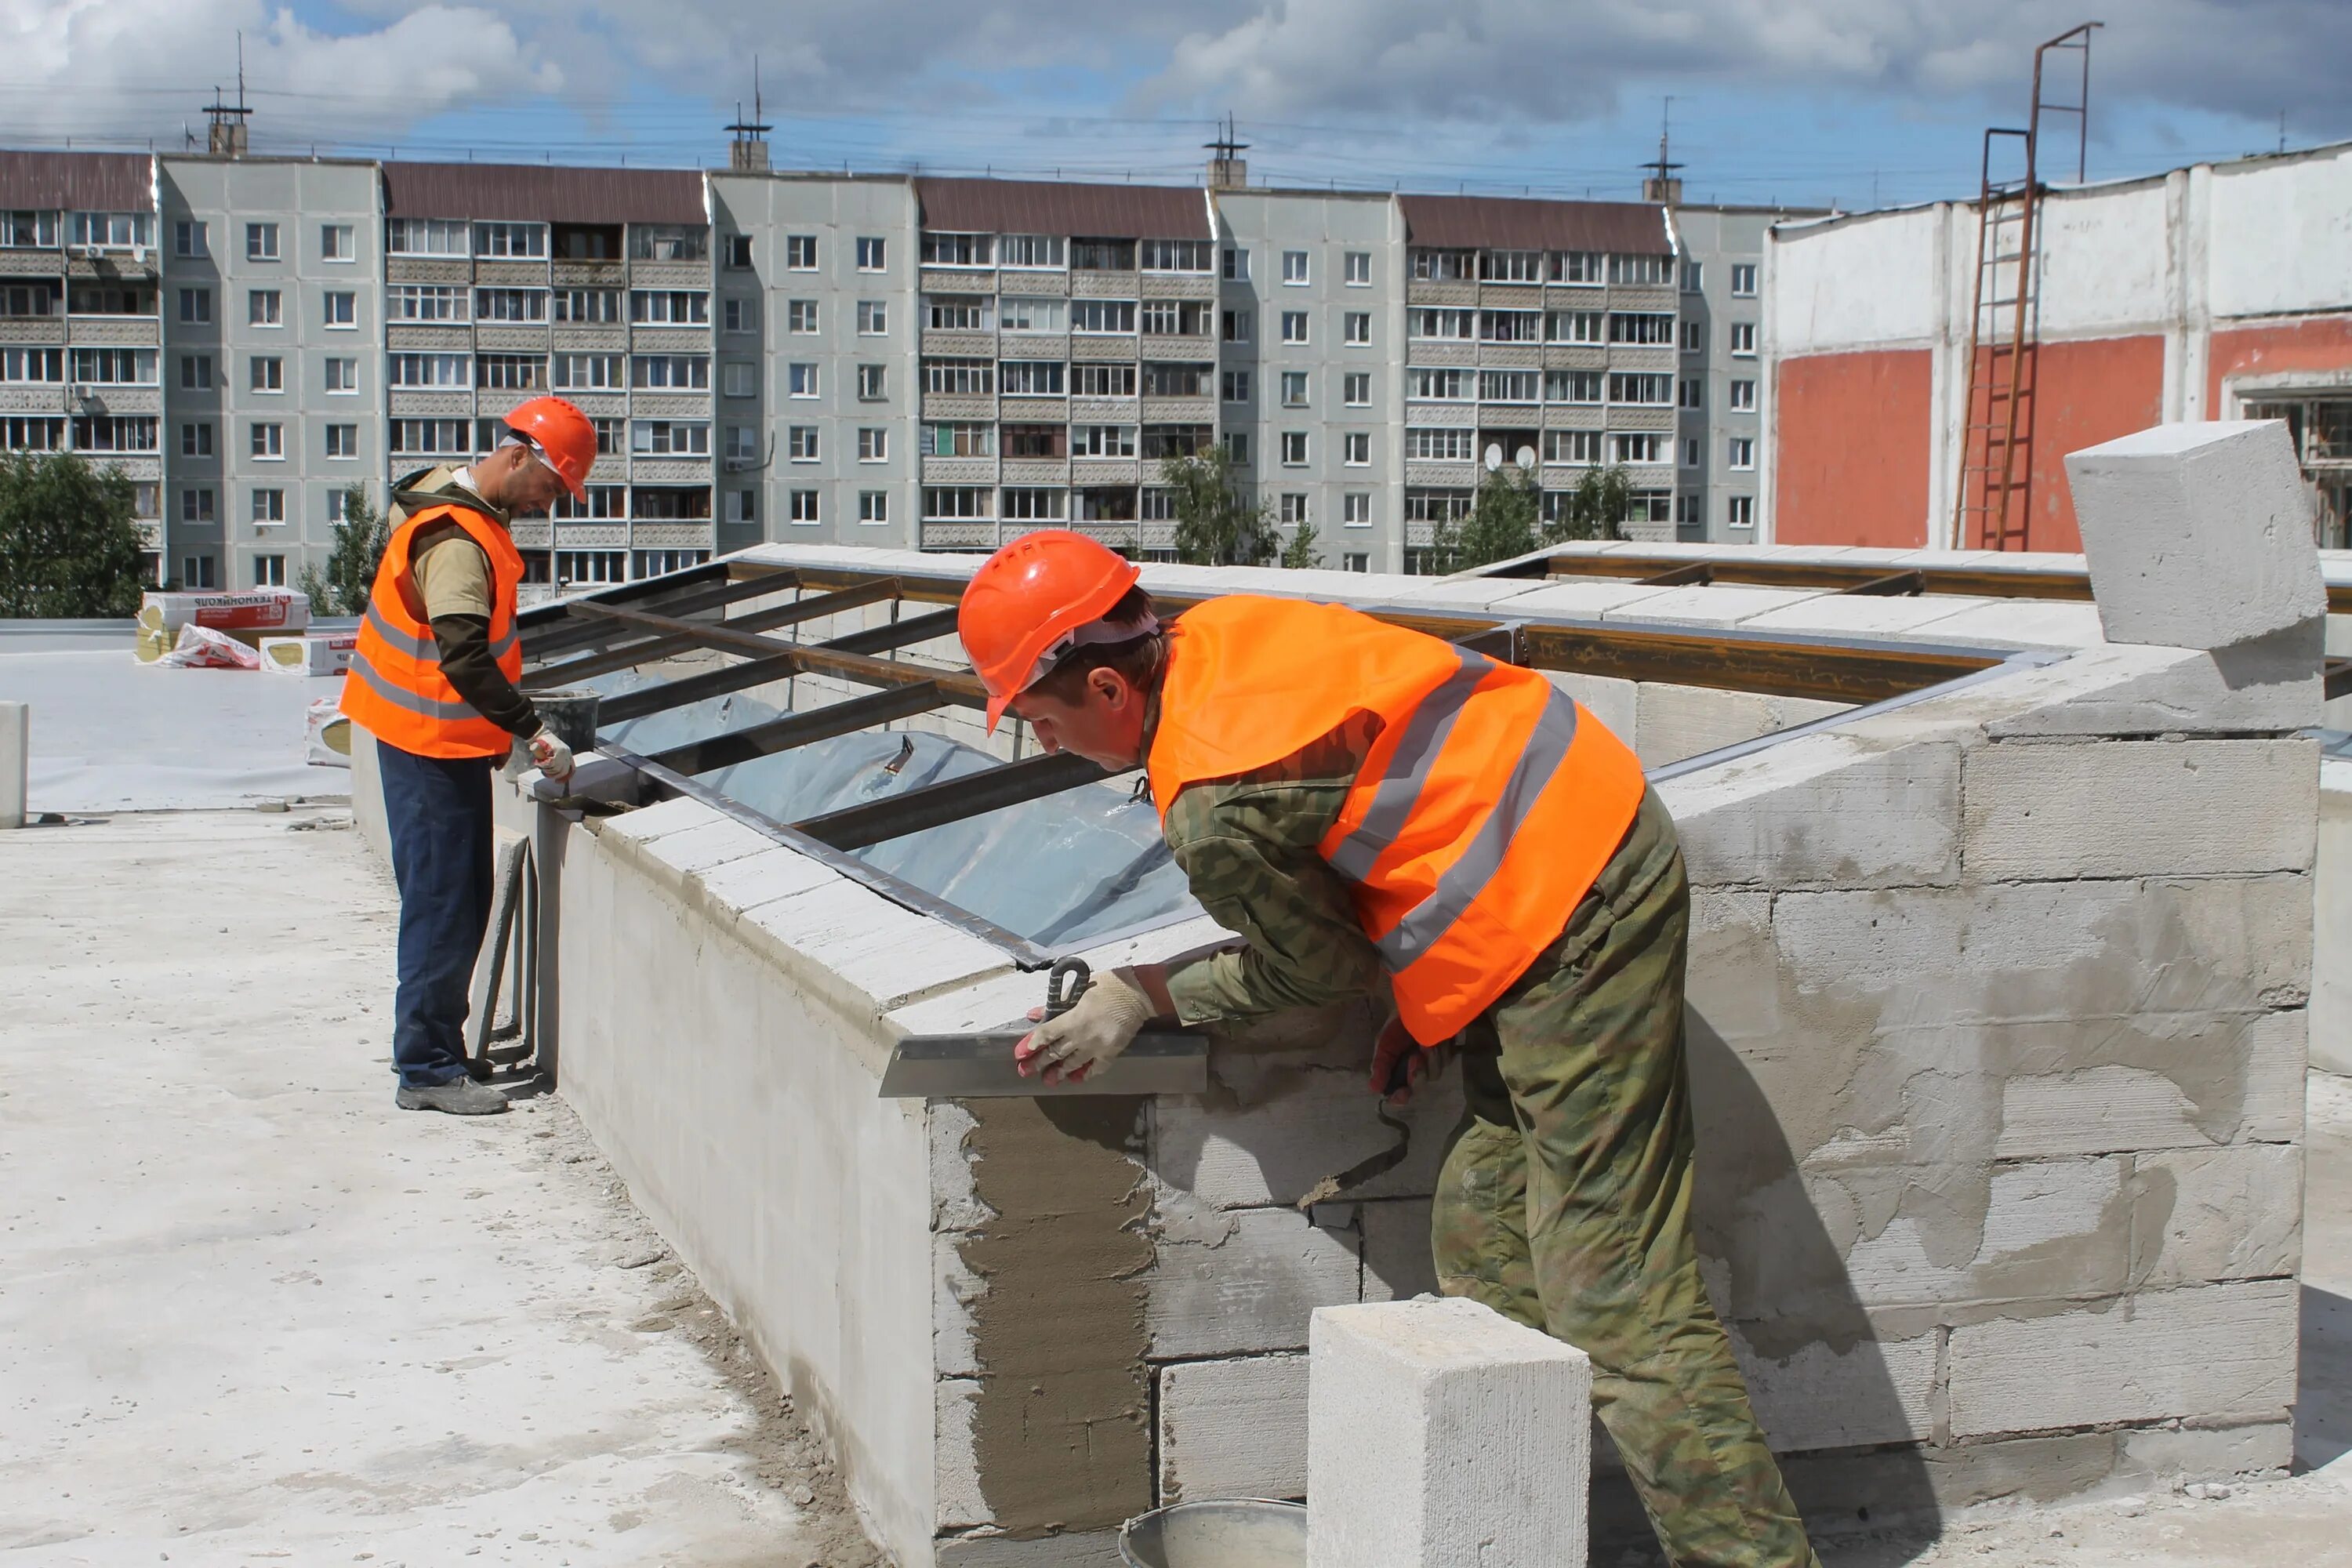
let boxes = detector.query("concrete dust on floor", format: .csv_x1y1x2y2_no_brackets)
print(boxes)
0,808,880,1566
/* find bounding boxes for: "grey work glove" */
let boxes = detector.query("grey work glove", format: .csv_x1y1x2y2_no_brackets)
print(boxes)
524,725,575,781
1014,967,1154,1085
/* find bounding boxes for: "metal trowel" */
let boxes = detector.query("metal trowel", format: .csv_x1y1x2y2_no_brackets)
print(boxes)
878,958,1209,1098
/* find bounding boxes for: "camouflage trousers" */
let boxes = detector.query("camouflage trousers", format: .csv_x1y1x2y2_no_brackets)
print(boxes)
1432,788,1818,1568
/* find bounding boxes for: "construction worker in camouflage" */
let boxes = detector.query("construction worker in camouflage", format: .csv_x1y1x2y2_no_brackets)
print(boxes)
958,531,1818,1568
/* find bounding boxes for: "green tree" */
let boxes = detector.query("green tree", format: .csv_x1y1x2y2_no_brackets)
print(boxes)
1429,463,1542,573
0,450,147,616
1547,464,1635,545
1280,517,1321,570
296,481,390,616
1159,445,1276,566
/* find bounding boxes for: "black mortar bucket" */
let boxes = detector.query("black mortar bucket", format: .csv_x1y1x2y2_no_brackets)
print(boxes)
1117,1500,1307,1568
532,688,602,755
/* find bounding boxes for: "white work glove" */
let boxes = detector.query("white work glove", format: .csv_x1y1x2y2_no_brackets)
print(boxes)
1015,967,1154,1086
524,725,574,781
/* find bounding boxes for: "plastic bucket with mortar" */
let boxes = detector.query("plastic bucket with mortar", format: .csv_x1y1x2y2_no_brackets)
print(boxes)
532,688,601,755
1116,1499,1307,1568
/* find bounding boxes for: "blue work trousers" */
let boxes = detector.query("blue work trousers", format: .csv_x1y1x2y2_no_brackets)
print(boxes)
378,740,495,1089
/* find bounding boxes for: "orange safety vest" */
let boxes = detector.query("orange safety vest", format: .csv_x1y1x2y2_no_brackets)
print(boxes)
339,502,526,760
1147,596,1647,1046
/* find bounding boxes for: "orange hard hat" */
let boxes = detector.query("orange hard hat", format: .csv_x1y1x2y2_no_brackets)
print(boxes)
959,529,1142,732
503,395,595,500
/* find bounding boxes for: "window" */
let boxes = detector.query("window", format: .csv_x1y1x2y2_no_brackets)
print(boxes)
789,362,818,397
720,361,757,399
1000,487,1067,520
857,363,887,401
1281,430,1308,466
1403,489,1472,524
1606,253,1673,286
1682,437,1702,468
1343,492,1371,527
482,353,551,390
1728,495,1755,528
1344,311,1370,346
1480,310,1541,343
720,489,756,526
1479,369,1538,403
1718,379,1752,413
1070,424,1135,458
719,425,759,465
1343,251,1370,286
180,422,212,457
182,554,217,588
856,236,887,271
1609,372,1673,406
323,291,354,328
1281,311,1308,344
593,418,623,454
180,354,212,390
631,290,707,325
1070,299,1136,334
1731,263,1759,297
390,419,470,456
1281,371,1309,408
723,297,757,334
554,289,619,323
924,423,995,457
1728,437,1755,470
1610,432,1664,464
553,352,623,390
1344,372,1371,407
924,486,992,519
1071,363,1136,397
1730,322,1757,357
1141,299,1212,336
250,356,282,393
475,288,548,323
1609,312,1675,345
856,299,887,336
1409,308,1472,340
858,491,889,525
636,546,715,576
321,224,354,262
1142,239,1214,272
1479,249,1542,283
787,299,818,334
631,420,710,456
1675,492,1701,527
390,352,470,388
1681,261,1704,292
630,225,707,263
1223,432,1249,466
923,358,991,395
858,427,888,462
247,289,281,327
1679,376,1703,410
323,423,358,459
920,232,991,267
67,282,154,316
1407,366,1468,401
1409,249,1471,281
554,550,627,585
1548,310,1603,344
1344,431,1370,466
322,356,358,395
2,416,61,451
782,490,820,526
1000,360,1065,397
172,220,205,258
251,488,285,524
1071,238,1135,271
632,354,708,391
1000,234,1063,268
725,234,754,269
1544,429,1600,465
1407,427,1474,462
250,422,283,459
182,488,215,524
245,223,279,261
474,222,546,259
69,212,153,249
784,235,818,270
998,297,1064,332
924,295,989,332
179,288,211,325
1279,493,1308,524
252,554,286,587
1551,250,1603,284
1281,249,1309,285
1221,247,1250,281
1221,370,1251,404
71,415,156,453
70,348,157,384
1140,362,1210,397
387,218,467,256
788,426,819,461
1141,424,1212,460
1222,309,1251,343
1000,423,1063,459
0,347,59,384
1682,321,1704,354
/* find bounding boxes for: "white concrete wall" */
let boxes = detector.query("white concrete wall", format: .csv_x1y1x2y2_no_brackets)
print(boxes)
2318,759,2352,1077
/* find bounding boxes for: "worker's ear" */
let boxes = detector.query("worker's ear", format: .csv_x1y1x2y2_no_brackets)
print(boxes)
1087,664,1132,710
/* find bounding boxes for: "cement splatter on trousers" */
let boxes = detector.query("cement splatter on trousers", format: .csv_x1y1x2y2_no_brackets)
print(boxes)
1433,789,1820,1568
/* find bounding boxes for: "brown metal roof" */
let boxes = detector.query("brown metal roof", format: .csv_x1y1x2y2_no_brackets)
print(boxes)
1399,194,1669,255
916,177,1208,239
0,151,154,211
383,162,706,225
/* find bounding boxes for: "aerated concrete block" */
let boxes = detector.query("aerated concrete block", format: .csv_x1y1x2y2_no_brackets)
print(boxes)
1607,584,1826,627
596,792,724,847
2127,1142,2303,1287
1635,682,1850,768
1152,1070,1459,1209
643,816,780,876
1149,1204,1364,1359
1667,732,1960,889
0,701,24,829
2316,764,2352,1077
1728,1322,1938,1452
1992,1009,2308,1158
1355,1199,1439,1303
1962,739,2318,881
1308,1298,1592,1568
1945,1279,2299,1438
1156,1352,1310,1502
1541,671,1638,753
2066,421,2328,652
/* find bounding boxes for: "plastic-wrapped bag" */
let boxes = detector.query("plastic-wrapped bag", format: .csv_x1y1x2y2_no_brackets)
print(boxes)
306,696,352,768
152,622,261,670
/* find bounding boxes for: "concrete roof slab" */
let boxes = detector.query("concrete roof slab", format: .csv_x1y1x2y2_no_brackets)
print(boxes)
1600,585,1829,626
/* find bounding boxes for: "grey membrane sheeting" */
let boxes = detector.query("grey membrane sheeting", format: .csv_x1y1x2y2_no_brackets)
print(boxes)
594,673,1202,948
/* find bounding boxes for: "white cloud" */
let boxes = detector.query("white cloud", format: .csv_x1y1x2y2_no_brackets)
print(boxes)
0,1,557,147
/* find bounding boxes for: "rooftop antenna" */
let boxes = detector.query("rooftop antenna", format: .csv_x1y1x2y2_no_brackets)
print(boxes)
726,56,772,172
1640,95,1683,204
1204,112,1249,190
203,31,252,157
2278,111,2287,154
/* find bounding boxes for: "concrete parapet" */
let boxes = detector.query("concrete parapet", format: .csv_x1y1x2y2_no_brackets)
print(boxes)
2318,760,2352,1076
0,700,24,828
1308,1298,1592,1568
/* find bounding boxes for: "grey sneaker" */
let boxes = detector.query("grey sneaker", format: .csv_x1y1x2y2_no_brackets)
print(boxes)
395,1078,510,1116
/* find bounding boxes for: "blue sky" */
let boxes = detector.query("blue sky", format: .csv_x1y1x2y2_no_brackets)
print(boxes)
7,2,2346,212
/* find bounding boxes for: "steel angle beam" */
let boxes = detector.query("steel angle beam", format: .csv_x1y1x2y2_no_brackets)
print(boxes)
524,567,800,662
1534,551,2100,604
793,751,1110,851
1841,570,1927,597
821,605,962,656
880,1031,1207,1098
575,600,993,705
527,578,906,688
2327,657,2352,702
649,682,950,775
592,648,806,727
513,557,731,631
1516,620,1999,706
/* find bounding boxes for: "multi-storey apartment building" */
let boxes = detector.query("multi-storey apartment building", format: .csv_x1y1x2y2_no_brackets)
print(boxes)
1,142,1793,586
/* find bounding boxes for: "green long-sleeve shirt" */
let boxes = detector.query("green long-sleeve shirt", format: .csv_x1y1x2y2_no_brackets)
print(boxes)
1158,714,1389,1028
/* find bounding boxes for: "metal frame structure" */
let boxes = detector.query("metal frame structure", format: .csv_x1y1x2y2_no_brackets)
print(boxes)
510,554,2108,967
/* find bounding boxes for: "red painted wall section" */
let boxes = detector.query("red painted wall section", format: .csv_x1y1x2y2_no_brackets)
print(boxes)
2209,316,2352,411
2008,334,2166,554
1773,349,1933,547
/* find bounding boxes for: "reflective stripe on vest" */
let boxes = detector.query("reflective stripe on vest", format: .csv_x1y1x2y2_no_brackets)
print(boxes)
361,601,520,664
339,502,526,760
1147,595,1646,1044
